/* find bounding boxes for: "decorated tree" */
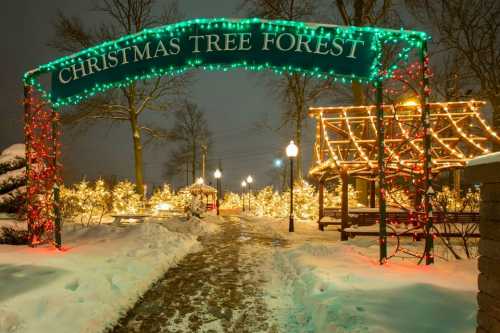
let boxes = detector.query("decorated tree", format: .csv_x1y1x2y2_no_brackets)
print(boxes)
60,179,110,225
220,192,242,210
0,144,26,214
171,188,193,211
433,186,480,213
112,181,142,214
324,183,359,208
92,179,111,223
253,186,283,217
149,184,175,212
59,185,79,220
293,180,319,220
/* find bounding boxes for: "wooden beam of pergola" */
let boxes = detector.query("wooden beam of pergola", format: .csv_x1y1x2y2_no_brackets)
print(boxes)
308,100,500,180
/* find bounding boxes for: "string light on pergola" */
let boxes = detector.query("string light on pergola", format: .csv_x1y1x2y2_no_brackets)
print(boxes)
308,100,498,180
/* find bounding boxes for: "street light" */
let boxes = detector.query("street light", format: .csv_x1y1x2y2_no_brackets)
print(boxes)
241,180,247,212
214,169,222,216
246,175,253,212
286,140,298,232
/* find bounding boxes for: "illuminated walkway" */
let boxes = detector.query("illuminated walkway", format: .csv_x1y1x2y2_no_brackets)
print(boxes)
110,216,286,333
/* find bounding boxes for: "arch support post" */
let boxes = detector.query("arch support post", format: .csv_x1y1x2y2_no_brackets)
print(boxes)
23,85,61,247
318,179,324,230
376,81,387,264
421,40,434,265
52,111,62,249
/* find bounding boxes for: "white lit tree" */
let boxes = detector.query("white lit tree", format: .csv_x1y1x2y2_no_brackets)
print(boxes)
112,181,142,214
220,192,242,210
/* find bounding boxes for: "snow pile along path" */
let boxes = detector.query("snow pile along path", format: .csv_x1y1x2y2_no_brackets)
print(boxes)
0,221,201,333
152,214,222,236
242,216,478,333
271,241,477,333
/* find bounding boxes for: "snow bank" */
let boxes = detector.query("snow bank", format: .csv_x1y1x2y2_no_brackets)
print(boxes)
0,220,200,333
268,238,477,333
150,214,222,236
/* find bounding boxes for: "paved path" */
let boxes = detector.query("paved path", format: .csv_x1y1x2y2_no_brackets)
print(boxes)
110,216,286,333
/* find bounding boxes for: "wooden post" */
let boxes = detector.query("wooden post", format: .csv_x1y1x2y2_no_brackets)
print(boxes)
318,180,324,230
370,178,376,208
341,171,349,241
376,81,387,264
453,169,461,196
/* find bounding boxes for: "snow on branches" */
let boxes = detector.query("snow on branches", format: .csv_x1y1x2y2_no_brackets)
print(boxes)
0,144,26,214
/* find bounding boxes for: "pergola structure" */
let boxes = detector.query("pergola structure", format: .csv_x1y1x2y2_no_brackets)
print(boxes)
309,100,499,242
309,100,497,181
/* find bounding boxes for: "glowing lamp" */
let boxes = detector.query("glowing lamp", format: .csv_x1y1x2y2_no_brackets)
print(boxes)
286,140,298,158
156,202,172,211
214,169,222,179
401,99,418,106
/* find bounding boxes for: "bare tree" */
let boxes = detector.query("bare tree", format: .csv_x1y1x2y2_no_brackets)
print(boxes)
240,0,333,179
407,0,500,136
332,0,401,105
164,101,212,184
49,0,192,195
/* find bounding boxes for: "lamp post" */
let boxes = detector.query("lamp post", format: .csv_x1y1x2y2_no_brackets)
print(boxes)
214,169,222,216
246,175,253,212
286,140,298,232
241,180,247,212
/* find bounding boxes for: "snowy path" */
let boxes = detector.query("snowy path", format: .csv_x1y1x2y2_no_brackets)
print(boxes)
109,216,286,333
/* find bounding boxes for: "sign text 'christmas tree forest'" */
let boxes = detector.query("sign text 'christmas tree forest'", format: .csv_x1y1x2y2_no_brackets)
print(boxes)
23,18,427,107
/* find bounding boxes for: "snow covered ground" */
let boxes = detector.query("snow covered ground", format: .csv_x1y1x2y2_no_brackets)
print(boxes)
243,216,478,333
0,215,221,333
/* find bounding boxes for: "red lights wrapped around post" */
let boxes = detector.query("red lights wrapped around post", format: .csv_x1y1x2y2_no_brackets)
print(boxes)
23,85,62,247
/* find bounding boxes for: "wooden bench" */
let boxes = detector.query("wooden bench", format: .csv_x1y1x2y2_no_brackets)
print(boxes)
318,217,342,231
111,214,151,224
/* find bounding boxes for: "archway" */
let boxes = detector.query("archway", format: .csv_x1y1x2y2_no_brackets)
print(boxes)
22,17,430,263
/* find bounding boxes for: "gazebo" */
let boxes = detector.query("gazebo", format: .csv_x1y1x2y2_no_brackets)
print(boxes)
182,181,217,210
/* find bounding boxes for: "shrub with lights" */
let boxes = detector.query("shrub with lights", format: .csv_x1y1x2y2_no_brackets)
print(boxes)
112,181,143,214
60,179,110,225
149,184,175,214
220,192,242,210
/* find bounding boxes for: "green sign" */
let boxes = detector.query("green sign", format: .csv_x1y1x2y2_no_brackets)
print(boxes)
23,18,427,107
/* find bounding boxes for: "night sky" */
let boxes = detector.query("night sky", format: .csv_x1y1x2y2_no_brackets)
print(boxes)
0,1,423,193
1,0,314,193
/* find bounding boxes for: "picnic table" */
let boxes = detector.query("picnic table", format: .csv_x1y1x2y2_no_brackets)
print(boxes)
111,214,151,224
319,207,479,231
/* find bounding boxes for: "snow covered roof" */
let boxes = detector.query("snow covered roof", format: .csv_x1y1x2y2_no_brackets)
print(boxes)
467,152,500,167
183,183,217,194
